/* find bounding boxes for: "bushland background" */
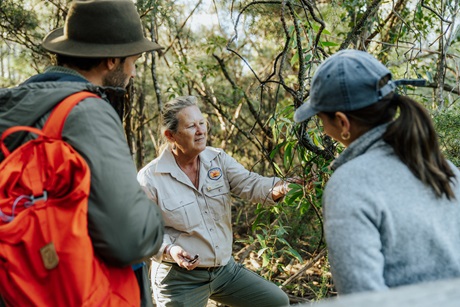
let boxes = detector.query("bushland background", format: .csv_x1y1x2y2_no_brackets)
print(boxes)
2,0,460,304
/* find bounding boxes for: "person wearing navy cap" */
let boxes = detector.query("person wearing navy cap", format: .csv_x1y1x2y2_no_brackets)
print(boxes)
294,49,460,295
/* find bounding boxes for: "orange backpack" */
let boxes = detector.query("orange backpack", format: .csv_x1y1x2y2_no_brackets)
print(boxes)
0,92,139,306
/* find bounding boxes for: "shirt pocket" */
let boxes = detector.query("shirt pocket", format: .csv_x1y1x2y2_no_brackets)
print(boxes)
161,196,201,232
203,182,231,221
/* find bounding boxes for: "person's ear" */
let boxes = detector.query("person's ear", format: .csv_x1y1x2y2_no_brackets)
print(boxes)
335,112,351,141
334,112,349,131
105,58,118,71
164,130,175,143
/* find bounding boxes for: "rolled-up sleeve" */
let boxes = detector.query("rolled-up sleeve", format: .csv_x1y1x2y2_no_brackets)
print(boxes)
220,151,280,205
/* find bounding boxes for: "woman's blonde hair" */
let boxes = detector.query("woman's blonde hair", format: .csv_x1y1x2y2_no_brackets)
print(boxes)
161,96,198,134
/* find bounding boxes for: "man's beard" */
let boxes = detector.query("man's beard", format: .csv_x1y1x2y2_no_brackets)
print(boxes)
102,63,130,120
102,63,128,88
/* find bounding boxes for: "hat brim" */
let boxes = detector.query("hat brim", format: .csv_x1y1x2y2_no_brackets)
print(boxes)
294,99,320,123
42,28,164,58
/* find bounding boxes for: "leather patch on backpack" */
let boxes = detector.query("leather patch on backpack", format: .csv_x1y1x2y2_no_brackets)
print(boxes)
40,242,59,270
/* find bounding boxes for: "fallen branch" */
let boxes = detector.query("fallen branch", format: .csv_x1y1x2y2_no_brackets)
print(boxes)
281,248,327,289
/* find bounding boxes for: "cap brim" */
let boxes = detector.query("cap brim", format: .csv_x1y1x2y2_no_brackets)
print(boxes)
294,100,320,123
42,28,164,58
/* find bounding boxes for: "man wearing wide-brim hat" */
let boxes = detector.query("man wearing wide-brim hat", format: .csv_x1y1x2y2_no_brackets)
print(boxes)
0,0,165,306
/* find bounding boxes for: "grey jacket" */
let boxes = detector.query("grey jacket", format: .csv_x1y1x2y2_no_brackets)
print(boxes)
0,67,164,305
323,124,460,295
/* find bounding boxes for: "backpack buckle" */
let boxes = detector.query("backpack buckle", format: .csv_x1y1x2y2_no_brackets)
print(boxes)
0,191,48,223
30,191,48,204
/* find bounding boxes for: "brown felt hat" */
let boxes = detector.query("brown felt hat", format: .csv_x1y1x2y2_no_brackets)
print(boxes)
42,0,163,58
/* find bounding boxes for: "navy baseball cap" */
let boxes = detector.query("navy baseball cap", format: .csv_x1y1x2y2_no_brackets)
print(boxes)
294,49,425,123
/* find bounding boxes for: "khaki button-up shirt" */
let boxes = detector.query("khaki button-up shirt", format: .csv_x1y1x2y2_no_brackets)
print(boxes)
137,146,280,267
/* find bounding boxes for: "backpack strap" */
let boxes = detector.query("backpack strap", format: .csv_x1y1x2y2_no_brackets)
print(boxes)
42,91,100,139
0,126,45,158
0,91,99,158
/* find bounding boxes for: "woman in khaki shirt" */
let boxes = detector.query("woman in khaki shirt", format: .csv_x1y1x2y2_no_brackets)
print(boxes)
138,96,295,307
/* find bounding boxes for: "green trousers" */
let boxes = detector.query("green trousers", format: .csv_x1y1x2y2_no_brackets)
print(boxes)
151,257,289,307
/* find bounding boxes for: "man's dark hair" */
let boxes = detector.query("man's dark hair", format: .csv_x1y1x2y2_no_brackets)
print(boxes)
54,55,126,71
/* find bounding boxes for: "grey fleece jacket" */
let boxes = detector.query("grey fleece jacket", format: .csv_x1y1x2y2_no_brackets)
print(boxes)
0,68,164,266
323,124,460,295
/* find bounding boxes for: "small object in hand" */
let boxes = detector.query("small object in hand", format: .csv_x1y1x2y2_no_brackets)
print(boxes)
189,254,199,264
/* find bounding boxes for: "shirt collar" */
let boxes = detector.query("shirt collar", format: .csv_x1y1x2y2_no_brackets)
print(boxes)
154,146,221,174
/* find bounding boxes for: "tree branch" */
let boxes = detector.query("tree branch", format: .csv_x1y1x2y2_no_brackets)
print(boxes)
213,54,273,138
340,0,383,50
193,82,264,153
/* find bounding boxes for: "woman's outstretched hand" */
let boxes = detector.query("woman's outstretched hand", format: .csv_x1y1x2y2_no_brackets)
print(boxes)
272,177,305,201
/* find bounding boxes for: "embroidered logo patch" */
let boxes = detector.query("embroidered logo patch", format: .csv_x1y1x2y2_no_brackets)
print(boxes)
208,167,222,180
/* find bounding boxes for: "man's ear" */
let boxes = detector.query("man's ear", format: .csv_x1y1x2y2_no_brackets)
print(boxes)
105,58,118,71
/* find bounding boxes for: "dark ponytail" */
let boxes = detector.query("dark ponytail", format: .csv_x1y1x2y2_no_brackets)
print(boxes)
323,92,456,199
383,95,456,199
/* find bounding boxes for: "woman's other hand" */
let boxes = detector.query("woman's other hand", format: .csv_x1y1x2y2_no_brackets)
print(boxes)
169,245,201,270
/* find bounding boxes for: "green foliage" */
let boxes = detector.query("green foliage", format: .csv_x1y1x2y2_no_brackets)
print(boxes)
240,99,336,298
1,0,40,31
203,35,227,55
433,109,460,166
2,0,460,301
